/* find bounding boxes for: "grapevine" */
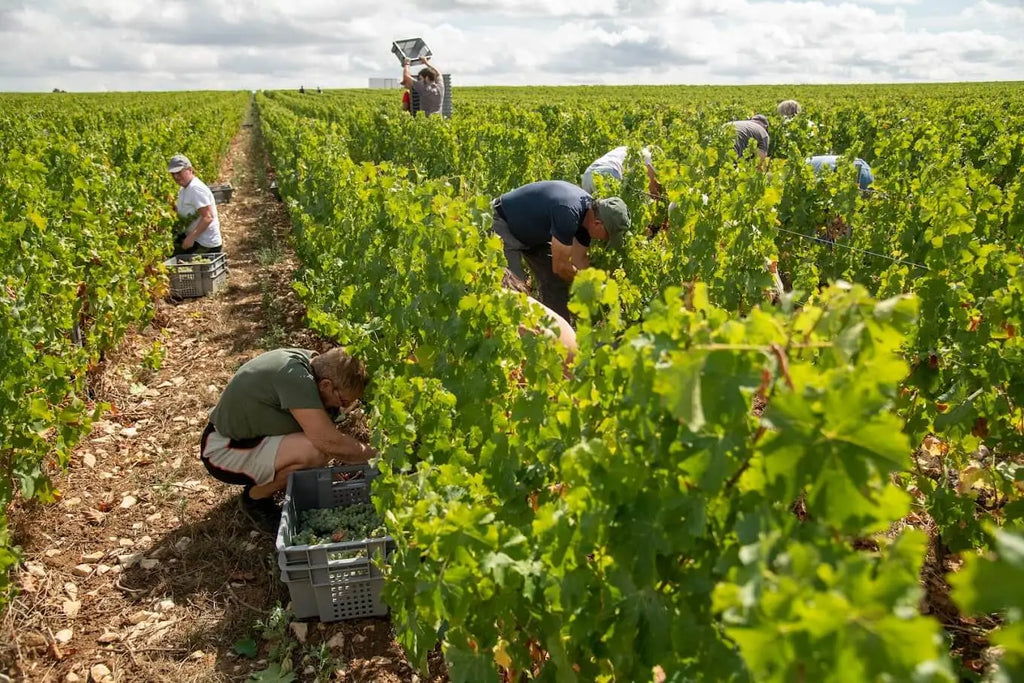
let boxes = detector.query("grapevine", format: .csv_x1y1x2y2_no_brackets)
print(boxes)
257,84,1024,681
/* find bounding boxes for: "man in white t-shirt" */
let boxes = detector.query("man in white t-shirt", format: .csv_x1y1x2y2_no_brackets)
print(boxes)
581,146,660,197
168,154,222,254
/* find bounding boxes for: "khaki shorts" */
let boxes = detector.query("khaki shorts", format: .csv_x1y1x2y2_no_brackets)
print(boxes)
200,423,283,487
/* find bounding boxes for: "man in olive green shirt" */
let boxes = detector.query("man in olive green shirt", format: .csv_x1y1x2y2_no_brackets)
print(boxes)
200,347,375,528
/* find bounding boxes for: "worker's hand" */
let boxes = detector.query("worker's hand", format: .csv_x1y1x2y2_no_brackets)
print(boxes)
182,235,195,250
404,59,410,66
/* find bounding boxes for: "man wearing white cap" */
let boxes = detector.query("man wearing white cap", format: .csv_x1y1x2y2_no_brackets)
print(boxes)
168,154,222,254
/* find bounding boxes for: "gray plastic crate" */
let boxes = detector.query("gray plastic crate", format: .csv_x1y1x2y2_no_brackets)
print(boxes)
164,252,227,298
276,465,394,621
210,183,233,203
391,37,432,65
442,73,452,118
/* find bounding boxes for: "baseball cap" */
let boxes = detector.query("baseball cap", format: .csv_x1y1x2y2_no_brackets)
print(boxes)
167,154,192,173
751,114,769,129
595,197,631,248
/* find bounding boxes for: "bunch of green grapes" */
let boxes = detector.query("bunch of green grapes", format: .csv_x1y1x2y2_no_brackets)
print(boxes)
291,503,386,546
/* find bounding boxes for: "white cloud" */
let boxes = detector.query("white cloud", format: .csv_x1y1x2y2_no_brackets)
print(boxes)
413,0,620,16
961,0,1024,23
68,55,96,70
0,0,1022,91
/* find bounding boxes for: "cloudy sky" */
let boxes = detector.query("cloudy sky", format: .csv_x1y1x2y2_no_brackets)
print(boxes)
1,0,1022,91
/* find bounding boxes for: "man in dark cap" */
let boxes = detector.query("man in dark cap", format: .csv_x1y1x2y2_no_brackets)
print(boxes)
728,114,770,164
490,180,631,322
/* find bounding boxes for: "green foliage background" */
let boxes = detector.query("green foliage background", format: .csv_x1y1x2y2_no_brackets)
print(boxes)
258,82,1024,681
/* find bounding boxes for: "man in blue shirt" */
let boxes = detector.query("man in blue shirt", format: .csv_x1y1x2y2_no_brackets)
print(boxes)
491,180,631,322
806,155,875,191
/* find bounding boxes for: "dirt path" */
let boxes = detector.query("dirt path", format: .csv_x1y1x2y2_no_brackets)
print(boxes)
2,106,437,683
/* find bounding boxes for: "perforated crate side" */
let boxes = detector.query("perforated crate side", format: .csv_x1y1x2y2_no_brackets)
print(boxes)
164,253,227,298
286,464,377,513
321,560,387,620
391,37,431,65
196,261,227,296
281,559,388,621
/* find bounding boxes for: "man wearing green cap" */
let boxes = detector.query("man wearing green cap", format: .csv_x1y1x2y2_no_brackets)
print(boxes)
491,180,631,322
